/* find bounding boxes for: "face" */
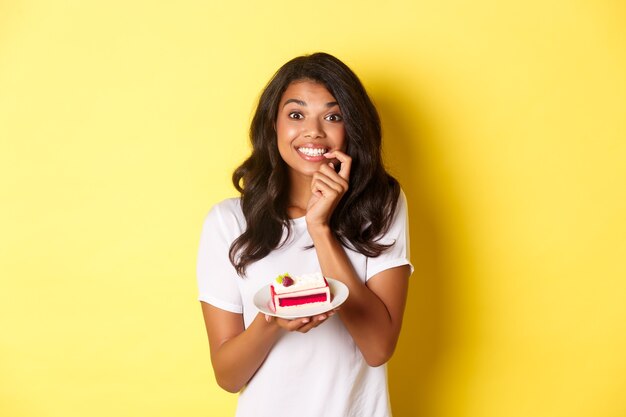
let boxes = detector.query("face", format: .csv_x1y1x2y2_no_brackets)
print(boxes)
275,80,346,182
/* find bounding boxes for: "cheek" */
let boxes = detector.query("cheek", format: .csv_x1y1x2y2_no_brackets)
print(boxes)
276,119,299,141
276,122,297,157
332,126,347,149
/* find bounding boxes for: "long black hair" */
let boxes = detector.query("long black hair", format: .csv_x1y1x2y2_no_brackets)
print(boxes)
229,52,400,276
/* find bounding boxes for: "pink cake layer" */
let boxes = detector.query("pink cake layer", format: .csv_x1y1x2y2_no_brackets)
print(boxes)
278,293,328,307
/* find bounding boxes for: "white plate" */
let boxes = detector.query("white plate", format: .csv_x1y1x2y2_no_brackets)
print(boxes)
253,278,349,319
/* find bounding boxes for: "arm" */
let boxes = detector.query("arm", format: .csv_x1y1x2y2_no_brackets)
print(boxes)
200,304,330,392
306,151,411,366
200,305,280,393
309,228,410,366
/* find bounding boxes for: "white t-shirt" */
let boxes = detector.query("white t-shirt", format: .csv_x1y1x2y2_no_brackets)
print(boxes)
197,192,412,417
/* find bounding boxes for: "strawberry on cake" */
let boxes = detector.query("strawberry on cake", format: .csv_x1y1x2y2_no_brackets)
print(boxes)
270,272,331,314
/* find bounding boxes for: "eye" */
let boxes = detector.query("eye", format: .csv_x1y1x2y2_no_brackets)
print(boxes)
325,113,343,122
288,112,304,120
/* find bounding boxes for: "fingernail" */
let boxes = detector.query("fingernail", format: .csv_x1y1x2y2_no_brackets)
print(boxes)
329,162,334,169
302,318,310,324
265,315,270,322
318,315,327,321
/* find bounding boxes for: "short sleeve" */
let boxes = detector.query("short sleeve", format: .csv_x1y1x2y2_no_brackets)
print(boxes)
196,201,244,314
365,190,413,281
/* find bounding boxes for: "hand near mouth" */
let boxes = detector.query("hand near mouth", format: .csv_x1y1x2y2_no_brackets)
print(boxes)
305,150,352,230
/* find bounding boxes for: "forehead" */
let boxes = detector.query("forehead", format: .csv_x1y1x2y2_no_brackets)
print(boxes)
280,80,337,104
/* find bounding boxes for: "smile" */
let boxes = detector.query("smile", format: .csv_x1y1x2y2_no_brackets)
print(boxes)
297,147,328,157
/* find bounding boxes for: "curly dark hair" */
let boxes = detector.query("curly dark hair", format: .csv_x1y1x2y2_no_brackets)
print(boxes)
229,52,400,276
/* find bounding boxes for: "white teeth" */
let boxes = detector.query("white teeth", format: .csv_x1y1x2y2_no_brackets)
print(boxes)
298,147,327,157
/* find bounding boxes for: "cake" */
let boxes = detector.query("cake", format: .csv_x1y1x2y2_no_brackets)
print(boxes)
270,272,331,314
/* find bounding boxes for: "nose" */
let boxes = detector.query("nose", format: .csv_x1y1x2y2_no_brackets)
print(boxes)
303,118,325,139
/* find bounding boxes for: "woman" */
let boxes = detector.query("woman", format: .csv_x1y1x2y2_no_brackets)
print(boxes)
197,52,412,417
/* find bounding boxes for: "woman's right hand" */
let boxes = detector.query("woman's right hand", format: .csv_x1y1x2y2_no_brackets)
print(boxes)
305,150,351,231
265,310,337,333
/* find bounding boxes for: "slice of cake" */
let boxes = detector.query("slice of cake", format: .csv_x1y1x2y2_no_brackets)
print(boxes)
270,272,331,314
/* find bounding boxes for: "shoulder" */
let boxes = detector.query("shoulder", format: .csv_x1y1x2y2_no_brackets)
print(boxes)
391,188,408,226
396,188,408,214
376,187,408,239
207,197,243,218
381,187,407,223
207,197,243,217
202,197,245,238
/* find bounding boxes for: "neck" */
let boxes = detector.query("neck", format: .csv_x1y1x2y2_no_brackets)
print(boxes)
286,172,312,218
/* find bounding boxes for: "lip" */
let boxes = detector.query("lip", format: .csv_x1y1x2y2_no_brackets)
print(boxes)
295,145,329,162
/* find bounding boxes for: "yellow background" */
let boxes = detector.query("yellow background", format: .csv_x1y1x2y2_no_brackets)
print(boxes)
1,1,625,416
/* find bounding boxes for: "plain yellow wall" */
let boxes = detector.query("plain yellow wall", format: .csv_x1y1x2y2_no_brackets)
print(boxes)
1,1,625,416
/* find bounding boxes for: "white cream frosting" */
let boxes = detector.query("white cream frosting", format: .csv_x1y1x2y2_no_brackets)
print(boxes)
272,272,327,294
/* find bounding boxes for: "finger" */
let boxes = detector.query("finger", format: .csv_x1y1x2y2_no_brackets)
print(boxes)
314,312,330,321
311,177,341,200
279,317,311,332
297,314,329,333
317,164,349,191
312,170,346,194
324,151,352,181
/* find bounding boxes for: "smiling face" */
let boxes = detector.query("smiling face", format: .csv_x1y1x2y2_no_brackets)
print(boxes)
275,79,346,184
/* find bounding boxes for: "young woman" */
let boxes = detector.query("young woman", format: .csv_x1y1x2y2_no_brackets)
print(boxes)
197,52,412,417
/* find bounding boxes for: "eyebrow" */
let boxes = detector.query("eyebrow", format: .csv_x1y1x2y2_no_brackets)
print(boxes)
282,98,339,108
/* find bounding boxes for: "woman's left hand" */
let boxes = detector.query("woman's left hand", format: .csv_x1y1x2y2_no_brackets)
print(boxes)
305,150,351,229
264,309,339,334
